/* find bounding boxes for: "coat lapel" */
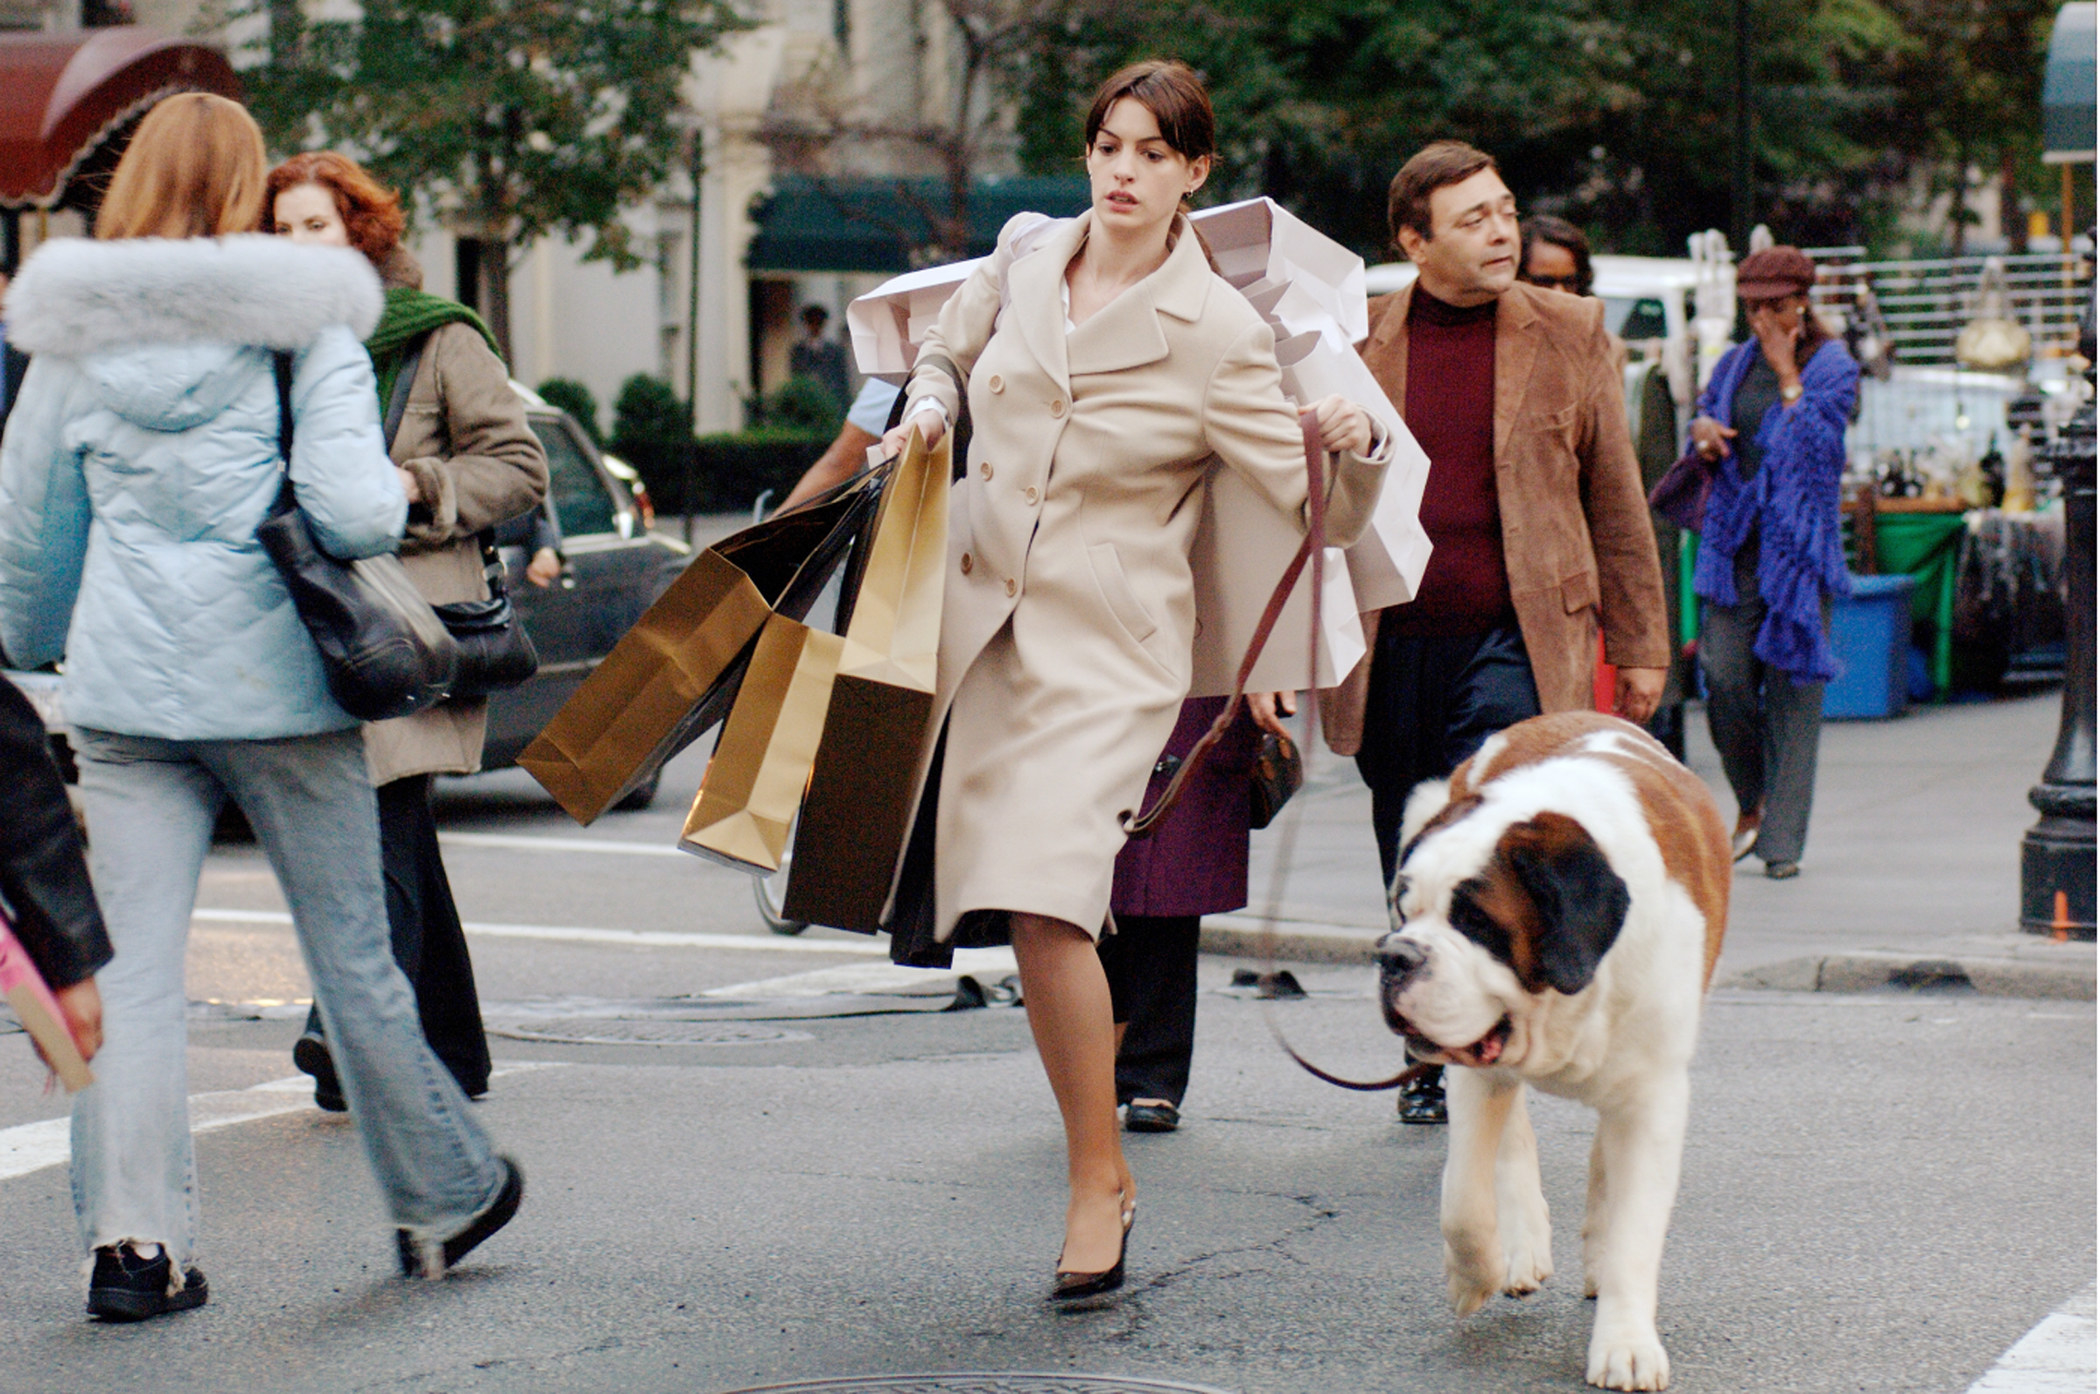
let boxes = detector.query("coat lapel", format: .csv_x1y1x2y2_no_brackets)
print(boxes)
1064,216,1212,377
1493,287,1542,464
1005,214,1085,395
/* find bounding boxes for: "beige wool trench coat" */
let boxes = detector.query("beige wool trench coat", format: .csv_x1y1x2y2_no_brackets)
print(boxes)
898,211,1389,942
363,317,549,786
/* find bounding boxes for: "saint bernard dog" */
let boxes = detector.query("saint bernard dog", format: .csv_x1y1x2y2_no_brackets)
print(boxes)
1378,711,1730,1392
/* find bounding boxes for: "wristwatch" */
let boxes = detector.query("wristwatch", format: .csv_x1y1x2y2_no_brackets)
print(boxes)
1780,383,1804,402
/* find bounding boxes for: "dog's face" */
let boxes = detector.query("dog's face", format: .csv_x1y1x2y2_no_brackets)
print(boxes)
1379,806,1630,1072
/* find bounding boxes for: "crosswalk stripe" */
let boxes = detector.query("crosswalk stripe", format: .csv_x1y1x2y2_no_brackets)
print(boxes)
189,908,888,956
1967,1285,2098,1392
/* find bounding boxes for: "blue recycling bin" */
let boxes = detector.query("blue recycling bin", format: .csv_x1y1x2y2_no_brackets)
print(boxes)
1823,573,1918,719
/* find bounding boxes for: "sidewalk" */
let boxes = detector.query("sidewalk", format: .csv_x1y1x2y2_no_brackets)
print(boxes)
1216,690,2096,999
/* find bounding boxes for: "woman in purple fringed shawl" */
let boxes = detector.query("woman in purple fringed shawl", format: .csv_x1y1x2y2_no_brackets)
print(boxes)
1687,245,1859,881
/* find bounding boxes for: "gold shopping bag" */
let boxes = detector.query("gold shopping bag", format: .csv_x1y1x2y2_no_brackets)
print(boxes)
677,613,845,871
518,477,878,825
780,428,950,930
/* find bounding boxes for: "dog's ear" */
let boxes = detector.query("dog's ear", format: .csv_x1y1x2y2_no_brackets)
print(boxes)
1495,812,1629,995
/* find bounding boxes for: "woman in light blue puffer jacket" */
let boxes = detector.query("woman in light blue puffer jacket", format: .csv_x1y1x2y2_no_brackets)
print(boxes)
0,94,521,1323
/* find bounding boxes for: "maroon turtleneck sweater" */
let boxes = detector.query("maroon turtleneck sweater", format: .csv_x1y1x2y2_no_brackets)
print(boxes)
1387,288,1512,638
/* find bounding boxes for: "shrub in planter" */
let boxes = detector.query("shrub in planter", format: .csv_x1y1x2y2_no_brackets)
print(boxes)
536,377,603,445
610,374,694,505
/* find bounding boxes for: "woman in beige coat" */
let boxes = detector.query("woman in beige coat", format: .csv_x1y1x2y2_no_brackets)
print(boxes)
268,152,548,1106
883,61,1389,1298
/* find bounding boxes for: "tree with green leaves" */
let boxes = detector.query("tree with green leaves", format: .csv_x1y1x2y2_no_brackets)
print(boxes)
244,0,752,359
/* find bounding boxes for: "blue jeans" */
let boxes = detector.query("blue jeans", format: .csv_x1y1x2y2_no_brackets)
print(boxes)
69,727,505,1267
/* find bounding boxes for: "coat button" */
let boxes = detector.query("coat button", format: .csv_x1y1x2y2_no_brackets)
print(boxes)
1023,486,1038,504
980,460,993,480
960,552,973,575
1004,577,1017,597
989,374,1004,394
1049,398,1067,418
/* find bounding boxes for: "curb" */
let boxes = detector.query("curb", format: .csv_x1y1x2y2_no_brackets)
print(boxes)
1200,920,2098,1002
1200,917,1382,965
1720,950,2096,1001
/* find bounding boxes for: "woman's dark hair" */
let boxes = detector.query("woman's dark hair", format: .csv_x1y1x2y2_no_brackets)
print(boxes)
1083,60,1215,161
1520,215,1594,296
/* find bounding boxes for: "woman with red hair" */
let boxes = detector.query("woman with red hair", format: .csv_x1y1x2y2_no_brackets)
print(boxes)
267,151,548,1110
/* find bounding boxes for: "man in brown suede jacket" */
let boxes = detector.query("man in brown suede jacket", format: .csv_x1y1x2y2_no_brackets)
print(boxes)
1351,141,1670,1124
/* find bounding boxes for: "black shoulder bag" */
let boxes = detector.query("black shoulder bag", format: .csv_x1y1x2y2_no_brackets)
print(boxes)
256,351,459,722
384,336,539,698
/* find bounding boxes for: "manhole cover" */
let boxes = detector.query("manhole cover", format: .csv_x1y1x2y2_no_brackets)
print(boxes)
486,1020,813,1046
713,1378,1237,1394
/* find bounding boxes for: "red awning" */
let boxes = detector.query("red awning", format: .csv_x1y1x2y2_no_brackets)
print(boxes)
0,30,241,209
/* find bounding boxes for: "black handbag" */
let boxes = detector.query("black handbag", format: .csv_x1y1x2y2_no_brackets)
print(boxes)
256,352,459,723
431,537,538,698
382,333,538,699
1248,729,1304,830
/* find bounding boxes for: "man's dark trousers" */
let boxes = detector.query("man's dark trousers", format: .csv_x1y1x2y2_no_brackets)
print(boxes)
1356,619,1544,887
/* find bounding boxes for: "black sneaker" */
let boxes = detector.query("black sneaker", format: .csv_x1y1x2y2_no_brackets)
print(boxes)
87,1244,208,1322
1398,1067,1448,1126
396,1157,524,1279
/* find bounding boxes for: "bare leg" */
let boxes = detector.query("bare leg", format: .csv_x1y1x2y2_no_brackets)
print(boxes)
1011,912,1132,1276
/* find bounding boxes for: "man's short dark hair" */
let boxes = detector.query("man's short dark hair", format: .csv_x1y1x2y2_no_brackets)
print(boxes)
1387,140,1499,248
1520,215,1594,296
801,304,830,326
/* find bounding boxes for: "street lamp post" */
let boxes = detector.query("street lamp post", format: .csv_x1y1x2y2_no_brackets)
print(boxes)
1731,0,1752,254
2021,334,2096,940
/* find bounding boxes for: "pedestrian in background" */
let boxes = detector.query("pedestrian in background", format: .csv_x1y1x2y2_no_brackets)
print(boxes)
881,59,1391,1298
1336,142,1670,1126
0,94,521,1319
1688,245,1858,880
790,303,854,415
267,150,549,1109
1098,693,1268,1133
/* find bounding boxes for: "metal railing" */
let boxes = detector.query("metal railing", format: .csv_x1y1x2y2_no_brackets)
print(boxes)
1805,248,2089,369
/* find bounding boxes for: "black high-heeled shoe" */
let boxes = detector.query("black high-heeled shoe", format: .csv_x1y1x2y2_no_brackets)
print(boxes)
1049,1195,1134,1301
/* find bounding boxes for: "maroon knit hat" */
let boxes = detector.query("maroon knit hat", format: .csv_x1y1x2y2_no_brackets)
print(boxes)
1736,246,1817,300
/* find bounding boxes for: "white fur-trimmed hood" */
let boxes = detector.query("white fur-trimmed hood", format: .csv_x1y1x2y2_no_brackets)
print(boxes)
5,234,383,358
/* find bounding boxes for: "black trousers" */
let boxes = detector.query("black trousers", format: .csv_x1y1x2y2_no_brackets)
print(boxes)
1356,620,1544,886
303,774,490,1095
1098,914,1200,1108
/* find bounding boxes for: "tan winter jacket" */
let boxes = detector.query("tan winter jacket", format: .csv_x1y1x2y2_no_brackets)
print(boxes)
363,313,548,785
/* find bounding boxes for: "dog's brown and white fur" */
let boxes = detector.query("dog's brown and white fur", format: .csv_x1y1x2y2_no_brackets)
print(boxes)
1379,712,1729,1391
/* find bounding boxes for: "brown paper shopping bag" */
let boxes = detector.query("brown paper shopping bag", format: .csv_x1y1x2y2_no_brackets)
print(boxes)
678,613,845,872
518,478,877,824
780,429,950,931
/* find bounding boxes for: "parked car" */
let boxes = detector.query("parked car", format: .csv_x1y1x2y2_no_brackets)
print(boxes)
2,389,692,810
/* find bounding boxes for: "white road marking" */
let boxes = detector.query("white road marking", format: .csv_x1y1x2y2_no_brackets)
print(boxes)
437,831,685,858
0,1063,566,1184
704,948,1018,999
189,908,888,956
1967,1285,2097,1392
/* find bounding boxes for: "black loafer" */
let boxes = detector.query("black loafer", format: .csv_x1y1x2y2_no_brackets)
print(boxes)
1398,1069,1448,1126
397,1157,524,1279
1123,1101,1180,1133
293,1033,349,1112
87,1244,209,1322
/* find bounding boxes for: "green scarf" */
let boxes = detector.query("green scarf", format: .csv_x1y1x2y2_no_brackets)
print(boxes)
365,286,501,418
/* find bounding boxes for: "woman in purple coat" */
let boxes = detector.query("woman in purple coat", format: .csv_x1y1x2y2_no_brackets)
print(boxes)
1098,693,1267,1132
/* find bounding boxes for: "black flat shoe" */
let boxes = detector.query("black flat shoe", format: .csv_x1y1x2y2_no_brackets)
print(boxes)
1123,1100,1179,1133
397,1157,524,1279
294,1033,349,1112
87,1244,208,1323
1398,1068,1447,1126
1050,1209,1131,1302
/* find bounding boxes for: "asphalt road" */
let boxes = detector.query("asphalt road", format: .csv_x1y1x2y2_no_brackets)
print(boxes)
0,705,2091,1392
